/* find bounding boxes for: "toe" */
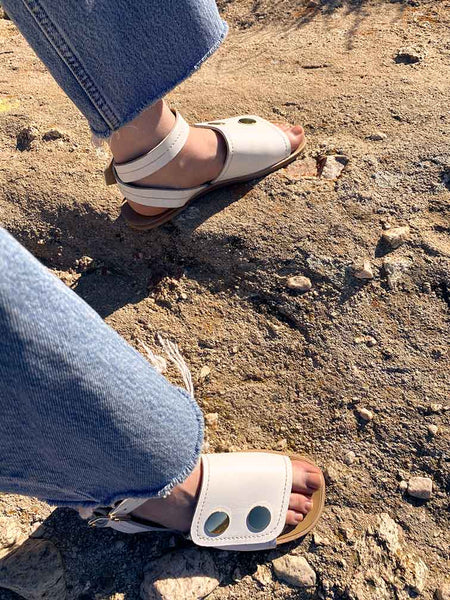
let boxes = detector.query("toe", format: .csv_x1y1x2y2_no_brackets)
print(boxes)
285,509,304,526
289,492,313,515
292,460,323,494
274,123,305,152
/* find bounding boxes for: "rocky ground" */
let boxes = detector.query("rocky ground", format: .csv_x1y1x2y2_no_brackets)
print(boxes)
0,0,449,598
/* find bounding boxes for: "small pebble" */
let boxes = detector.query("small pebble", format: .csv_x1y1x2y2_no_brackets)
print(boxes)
357,407,374,421
272,555,317,588
354,335,377,347
252,564,272,586
324,465,338,483
312,532,330,546
204,412,219,429
429,403,443,413
367,132,387,141
353,259,374,280
427,424,438,436
285,157,319,180
382,225,410,249
399,480,408,491
344,451,356,465
319,155,349,180
407,476,433,500
286,275,312,292
76,255,95,271
274,438,288,451
199,366,211,381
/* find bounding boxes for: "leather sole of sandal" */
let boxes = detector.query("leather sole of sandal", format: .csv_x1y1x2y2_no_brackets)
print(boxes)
120,137,307,231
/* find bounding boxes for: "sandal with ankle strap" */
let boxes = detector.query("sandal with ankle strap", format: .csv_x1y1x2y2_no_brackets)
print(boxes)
104,112,306,231
88,451,325,551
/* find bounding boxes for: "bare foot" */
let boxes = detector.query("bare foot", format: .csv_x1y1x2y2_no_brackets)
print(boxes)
132,458,322,533
109,100,305,217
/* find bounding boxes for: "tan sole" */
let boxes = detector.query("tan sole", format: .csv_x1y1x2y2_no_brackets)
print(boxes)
276,453,325,545
120,138,307,231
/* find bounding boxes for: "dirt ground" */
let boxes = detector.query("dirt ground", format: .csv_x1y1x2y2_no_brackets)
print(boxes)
0,0,448,598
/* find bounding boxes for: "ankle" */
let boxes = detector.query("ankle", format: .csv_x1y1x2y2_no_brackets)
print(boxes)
109,99,175,164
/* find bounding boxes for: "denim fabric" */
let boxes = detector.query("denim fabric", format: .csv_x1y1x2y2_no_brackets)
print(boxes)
0,228,204,507
2,0,227,137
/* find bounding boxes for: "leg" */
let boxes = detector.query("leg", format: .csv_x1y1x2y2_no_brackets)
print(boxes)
1,0,228,139
3,0,305,219
0,228,203,507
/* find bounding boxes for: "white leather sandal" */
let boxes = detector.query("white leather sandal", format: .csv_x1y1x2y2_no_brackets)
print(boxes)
104,112,306,230
88,451,325,551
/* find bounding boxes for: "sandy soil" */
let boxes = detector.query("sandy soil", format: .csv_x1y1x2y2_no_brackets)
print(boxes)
0,0,448,598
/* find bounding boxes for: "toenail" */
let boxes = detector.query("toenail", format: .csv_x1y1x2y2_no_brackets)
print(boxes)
295,513,304,522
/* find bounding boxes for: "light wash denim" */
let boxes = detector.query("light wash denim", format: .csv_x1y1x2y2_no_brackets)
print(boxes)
0,228,204,507
2,0,228,138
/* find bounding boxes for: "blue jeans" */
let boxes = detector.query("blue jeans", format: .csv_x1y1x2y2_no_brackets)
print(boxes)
0,228,204,507
2,0,227,138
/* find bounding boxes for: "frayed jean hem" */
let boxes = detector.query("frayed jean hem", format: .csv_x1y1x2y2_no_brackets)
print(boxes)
41,391,205,510
90,20,228,139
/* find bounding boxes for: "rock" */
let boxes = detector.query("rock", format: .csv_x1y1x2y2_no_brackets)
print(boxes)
436,584,450,600
319,155,349,180
140,548,220,600
373,513,400,553
383,256,412,288
204,412,219,429
395,47,425,64
253,564,272,586
42,128,68,142
367,132,387,141
399,553,428,593
382,225,410,249
0,539,66,600
274,438,288,451
0,518,23,552
356,407,374,421
427,424,439,436
344,451,356,465
354,335,377,347
428,403,443,413
16,125,39,151
199,366,211,381
324,465,338,483
76,255,95,272
312,532,330,546
272,555,316,588
407,476,433,500
285,157,319,179
353,259,374,280
286,275,312,292
399,480,408,491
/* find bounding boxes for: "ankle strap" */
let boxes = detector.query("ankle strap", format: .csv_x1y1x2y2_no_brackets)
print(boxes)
113,110,189,183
